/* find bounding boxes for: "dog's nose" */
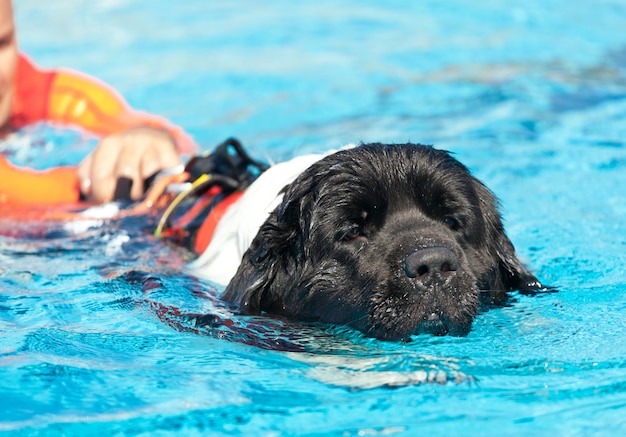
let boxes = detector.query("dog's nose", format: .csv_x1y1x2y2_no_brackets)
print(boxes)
404,246,459,280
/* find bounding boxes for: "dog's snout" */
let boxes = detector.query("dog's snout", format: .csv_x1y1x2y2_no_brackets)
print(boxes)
404,246,459,280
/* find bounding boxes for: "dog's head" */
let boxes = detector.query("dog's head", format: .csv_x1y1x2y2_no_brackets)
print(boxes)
223,143,543,340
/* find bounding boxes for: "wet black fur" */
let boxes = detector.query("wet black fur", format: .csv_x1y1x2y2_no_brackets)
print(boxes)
223,143,544,340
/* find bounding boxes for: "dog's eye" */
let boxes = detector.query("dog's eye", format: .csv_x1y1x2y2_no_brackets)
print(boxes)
443,216,459,230
343,225,366,241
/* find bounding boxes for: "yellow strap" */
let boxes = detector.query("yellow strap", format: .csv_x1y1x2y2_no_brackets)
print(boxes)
154,173,213,237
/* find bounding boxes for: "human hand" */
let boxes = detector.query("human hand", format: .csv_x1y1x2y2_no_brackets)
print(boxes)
77,126,182,203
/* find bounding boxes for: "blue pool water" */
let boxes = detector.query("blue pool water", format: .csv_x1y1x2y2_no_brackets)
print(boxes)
2,0,626,435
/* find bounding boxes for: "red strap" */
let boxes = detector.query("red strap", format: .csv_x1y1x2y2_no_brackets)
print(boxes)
193,191,244,254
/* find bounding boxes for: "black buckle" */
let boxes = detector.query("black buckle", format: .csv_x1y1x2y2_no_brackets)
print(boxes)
184,137,268,191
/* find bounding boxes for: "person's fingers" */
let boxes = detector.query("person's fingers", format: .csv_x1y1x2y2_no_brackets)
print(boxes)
140,139,181,180
92,176,119,203
133,134,181,200
76,154,93,198
89,137,121,203
112,137,167,201
108,138,143,201
128,165,145,201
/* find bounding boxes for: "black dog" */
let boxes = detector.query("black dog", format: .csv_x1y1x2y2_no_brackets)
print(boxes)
222,143,544,340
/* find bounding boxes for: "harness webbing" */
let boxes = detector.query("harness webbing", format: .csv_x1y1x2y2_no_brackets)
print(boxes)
154,138,268,253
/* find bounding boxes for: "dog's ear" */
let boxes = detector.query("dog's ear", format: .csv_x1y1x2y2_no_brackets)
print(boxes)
222,176,316,314
221,223,281,315
494,233,544,293
473,180,545,296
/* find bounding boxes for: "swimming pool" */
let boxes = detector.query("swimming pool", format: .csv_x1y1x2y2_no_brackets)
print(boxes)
2,0,626,434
